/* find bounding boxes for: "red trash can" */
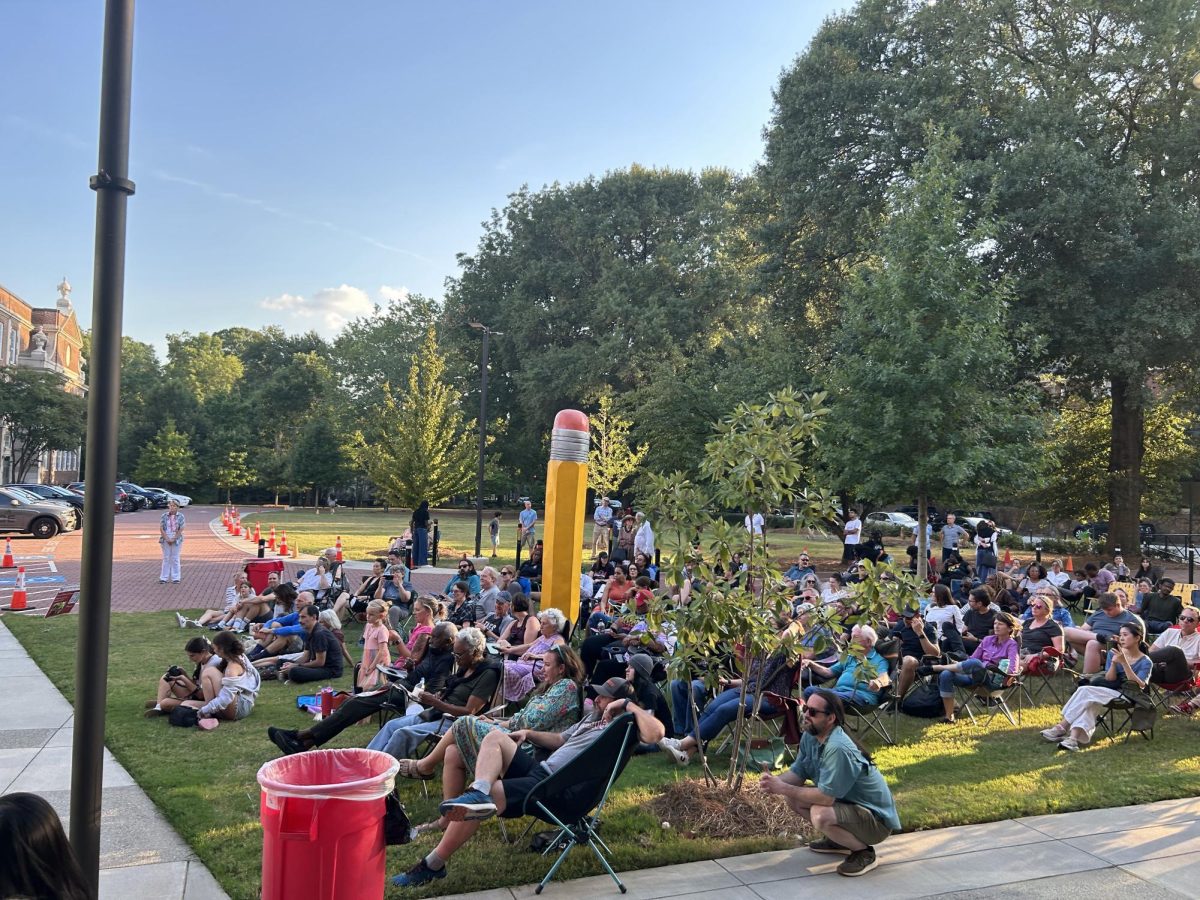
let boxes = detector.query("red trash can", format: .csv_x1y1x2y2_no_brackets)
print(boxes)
257,748,400,900
244,558,286,594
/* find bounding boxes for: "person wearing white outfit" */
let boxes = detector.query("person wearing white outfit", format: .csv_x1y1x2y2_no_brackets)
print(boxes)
159,500,185,584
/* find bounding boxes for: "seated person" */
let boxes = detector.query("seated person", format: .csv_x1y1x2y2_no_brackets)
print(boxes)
632,551,658,585
390,676,663,887
1042,622,1152,751
940,552,971,585
960,588,998,652
1064,593,1146,674
332,557,385,623
1131,578,1156,614
496,594,540,647
1104,554,1132,580
393,645,585,783
208,570,283,631
498,564,527,600
1045,558,1071,589
784,553,816,587
367,627,500,759
1083,562,1116,608
294,557,332,605
589,552,616,585
391,596,437,669
1059,568,1091,608
821,573,849,605
1138,578,1184,635
890,609,940,698
265,604,344,684
191,570,250,627
444,559,481,596
267,622,458,755
480,592,514,642
1020,591,1066,671
924,584,965,636
244,584,303,661
589,617,675,686
589,569,634,629
1152,607,1200,665
1134,557,1162,586
660,622,798,766
1016,563,1049,606
1020,587,1073,632
931,613,1020,723
477,566,503,618
144,636,219,717
795,603,838,684
500,609,569,703
382,549,415,623
445,580,485,628
800,624,888,707
178,631,262,728
985,573,1020,614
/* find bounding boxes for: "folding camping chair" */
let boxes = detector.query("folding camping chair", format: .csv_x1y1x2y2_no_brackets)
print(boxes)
956,664,1023,727
509,712,639,894
1021,647,1070,706
1096,690,1155,743
843,639,900,746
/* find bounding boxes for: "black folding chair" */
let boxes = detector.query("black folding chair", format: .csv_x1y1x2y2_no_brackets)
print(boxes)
843,640,900,746
512,712,638,894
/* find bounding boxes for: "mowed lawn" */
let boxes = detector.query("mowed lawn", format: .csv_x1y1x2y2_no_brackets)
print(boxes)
235,505,850,568
7,611,1200,899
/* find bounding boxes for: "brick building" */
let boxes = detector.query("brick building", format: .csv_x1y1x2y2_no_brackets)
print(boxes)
0,277,86,484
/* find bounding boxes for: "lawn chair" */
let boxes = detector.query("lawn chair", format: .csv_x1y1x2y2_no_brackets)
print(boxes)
1020,647,1069,706
843,639,900,746
1096,690,1155,743
956,664,1022,727
509,712,638,894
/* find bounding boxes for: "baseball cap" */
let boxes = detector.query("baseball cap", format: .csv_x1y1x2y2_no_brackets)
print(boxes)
628,654,655,681
594,676,632,699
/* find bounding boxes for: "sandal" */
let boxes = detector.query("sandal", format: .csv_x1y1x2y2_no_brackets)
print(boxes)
197,717,219,731
397,758,434,780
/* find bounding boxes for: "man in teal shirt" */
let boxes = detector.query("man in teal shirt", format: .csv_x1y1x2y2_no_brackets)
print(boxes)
759,688,900,877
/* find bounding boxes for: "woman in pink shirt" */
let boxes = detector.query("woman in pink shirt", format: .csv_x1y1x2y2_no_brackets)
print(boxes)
931,613,1021,723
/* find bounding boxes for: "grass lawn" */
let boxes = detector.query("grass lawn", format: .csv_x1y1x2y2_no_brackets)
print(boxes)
7,611,1200,899
236,506,851,569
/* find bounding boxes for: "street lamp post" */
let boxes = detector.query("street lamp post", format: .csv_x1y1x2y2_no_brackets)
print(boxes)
469,322,501,558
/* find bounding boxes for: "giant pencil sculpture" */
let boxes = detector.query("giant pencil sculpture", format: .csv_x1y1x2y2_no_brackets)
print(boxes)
541,409,589,620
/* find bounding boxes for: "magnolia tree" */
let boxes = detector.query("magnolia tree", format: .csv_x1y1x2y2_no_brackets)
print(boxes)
640,389,918,791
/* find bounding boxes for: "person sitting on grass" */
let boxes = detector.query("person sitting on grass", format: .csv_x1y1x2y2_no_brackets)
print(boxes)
930,612,1020,724
332,557,385,624
389,676,663,888
144,636,220,717
189,570,250,628
1041,621,1152,751
367,628,499,759
758,688,900,878
177,631,262,729
660,620,798,766
800,624,888,708
267,622,459,756
195,570,282,632
499,608,568,703
273,604,344,684
245,584,303,661
393,644,584,786
1064,593,1146,674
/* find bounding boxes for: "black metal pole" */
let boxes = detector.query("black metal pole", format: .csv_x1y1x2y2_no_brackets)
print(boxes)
473,328,489,558
71,0,135,894
1188,496,1194,584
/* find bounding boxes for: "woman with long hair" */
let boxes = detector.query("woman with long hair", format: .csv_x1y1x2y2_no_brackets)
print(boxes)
180,630,262,728
0,793,89,900
931,612,1021,724
1041,621,1152,751
333,557,386,623
144,636,219,717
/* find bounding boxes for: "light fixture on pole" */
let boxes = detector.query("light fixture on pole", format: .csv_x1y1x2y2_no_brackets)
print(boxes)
469,321,502,558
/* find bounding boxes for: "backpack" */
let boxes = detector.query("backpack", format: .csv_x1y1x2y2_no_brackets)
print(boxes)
900,679,943,718
168,706,199,728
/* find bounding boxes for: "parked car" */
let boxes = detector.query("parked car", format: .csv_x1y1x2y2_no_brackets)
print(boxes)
0,487,78,538
65,482,127,513
960,516,1013,537
1073,521,1157,542
865,511,919,529
65,482,85,495
116,482,156,510
5,484,84,528
143,486,191,507
896,505,946,529
591,498,624,511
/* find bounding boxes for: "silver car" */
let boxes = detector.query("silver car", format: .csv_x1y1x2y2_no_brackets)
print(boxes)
0,487,78,539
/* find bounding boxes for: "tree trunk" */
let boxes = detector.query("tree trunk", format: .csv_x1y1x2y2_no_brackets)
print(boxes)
1108,376,1145,555
916,494,928,583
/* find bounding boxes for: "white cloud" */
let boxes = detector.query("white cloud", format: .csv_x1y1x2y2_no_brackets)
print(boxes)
260,284,375,331
260,284,417,332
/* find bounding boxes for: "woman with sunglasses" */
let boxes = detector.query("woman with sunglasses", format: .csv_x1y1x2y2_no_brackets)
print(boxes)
394,644,585,784
1019,590,1065,673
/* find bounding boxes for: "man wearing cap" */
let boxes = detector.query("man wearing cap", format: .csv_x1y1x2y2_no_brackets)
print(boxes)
760,688,900,877
481,593,514,642
591,497,614,558
890,609,940,699
785,553,816,588
391,676,664,887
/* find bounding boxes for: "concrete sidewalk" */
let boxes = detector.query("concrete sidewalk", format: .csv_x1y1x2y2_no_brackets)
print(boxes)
441,796,1200,899
0,619,228,900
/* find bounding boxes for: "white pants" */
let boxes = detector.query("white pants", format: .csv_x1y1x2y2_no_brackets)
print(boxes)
160,540,182,582
1061,685,1121,741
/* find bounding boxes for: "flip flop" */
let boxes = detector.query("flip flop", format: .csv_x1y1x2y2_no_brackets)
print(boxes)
397,758,434,780
197,717,219,731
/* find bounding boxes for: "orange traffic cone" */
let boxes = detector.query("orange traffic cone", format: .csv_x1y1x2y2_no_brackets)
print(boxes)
246,521,255,542
233,517,242,537
268,526,276,551
1002,547,1013,568
253,522,261,544
1066,554,1075,573
335,536,343,562
278,531,289,556
5,566,27,611
1,538,13,569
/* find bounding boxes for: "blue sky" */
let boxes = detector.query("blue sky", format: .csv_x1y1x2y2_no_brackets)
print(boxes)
1,1,845,352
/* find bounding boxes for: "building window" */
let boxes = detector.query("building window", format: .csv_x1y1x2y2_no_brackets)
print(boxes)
7,328,17,364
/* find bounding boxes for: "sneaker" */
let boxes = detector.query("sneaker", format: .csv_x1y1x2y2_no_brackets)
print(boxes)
185,619,199,628
661,743,690,767
836,846,877,877
1040,726,1067,742
174,612,187,628
1057,737,1080,752
438,788,497,822
657,737,682,752
1171,700,1196,715
808,837,852,855
267,726,305,756
390,858,447,888
144,706,163,718
159,579,167,584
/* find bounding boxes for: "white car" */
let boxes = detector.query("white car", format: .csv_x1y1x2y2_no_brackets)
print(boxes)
146,487,191,507
865,511,919,528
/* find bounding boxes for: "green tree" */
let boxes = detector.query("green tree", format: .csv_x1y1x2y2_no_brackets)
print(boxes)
352,329,477,508
213,451,255,504
587,391,647,499
821,130,1041,579
1037,397,1200,524
291,418,349,509
164,332,244,405
115,337,164,476
0,369,87,482
758,0,1200,552
133,419,198,487
332,293,442,403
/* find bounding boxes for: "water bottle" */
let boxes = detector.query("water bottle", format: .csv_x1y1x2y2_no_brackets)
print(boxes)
414,677,425,694
998,659,1010,674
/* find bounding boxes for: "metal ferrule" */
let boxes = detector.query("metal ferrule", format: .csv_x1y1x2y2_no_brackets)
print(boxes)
550,428,589,463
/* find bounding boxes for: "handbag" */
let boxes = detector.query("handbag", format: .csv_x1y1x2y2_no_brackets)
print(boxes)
383,791,414,845
977,549,998,569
